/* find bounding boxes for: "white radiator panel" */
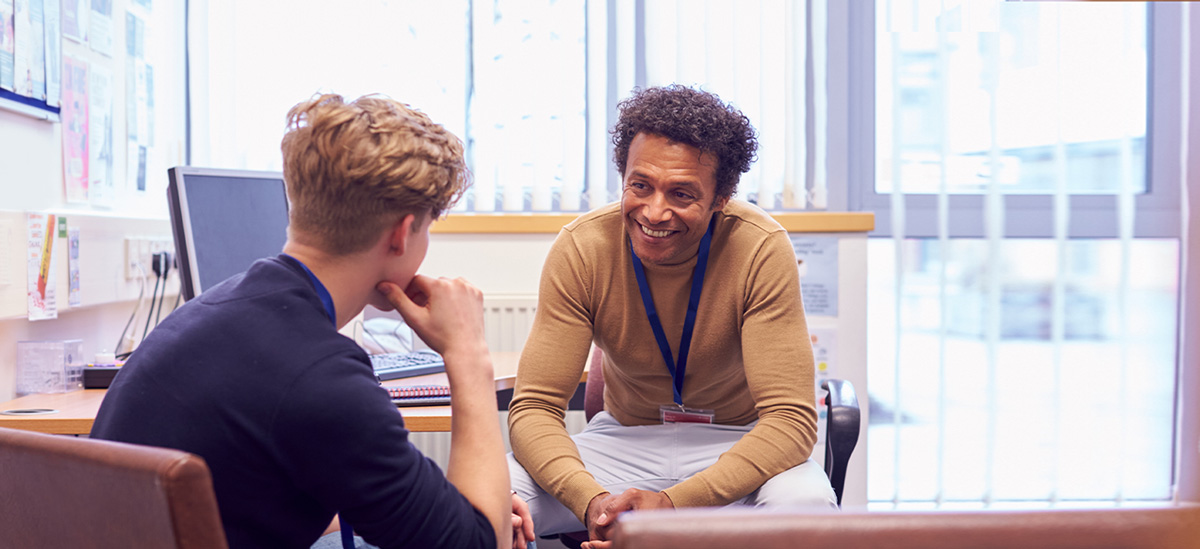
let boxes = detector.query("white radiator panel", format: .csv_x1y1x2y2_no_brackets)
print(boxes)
483,296,538,353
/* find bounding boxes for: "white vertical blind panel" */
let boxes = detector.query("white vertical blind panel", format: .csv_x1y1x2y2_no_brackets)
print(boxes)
886,27,907,506
586,0,610,209
615,0,637,98
1049,5,1069,505
471,1,499,212
783,0,807,208
731,0,764,204
644,1,678,86
757,0,789,210
933,18,951,507
809,0,829,209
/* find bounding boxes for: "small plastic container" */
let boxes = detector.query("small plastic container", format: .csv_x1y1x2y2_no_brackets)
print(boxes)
16,339,85,395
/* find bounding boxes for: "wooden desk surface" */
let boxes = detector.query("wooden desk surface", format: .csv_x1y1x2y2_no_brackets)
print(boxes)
0,351,529,435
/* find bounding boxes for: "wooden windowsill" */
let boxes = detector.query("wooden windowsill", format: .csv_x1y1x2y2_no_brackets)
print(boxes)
431,211,875,234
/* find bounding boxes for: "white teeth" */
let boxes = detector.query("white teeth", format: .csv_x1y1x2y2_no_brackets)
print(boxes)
640,224,671,238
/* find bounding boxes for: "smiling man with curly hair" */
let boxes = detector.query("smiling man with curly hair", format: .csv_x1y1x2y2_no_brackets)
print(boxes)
508,85,835,548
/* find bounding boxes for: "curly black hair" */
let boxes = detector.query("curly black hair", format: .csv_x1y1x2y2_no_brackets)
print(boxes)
611,85,758,200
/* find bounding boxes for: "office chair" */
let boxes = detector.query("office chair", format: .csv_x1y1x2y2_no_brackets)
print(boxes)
553,348,861,549
0,426,228,549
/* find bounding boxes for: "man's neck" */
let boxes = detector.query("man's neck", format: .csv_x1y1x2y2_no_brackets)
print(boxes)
282,240,373,329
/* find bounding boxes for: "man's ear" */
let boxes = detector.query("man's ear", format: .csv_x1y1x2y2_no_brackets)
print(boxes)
712,194,730,212
388,214,417,257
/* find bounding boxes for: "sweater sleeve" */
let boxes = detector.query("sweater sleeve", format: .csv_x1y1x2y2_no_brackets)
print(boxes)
507,229,607,523
661,231,819,507
272,354,494,549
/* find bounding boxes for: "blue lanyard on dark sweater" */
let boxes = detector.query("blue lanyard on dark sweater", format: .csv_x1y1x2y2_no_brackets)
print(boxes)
282,254,352,548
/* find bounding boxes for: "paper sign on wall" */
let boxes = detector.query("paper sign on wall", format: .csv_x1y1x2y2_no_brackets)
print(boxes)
27,212,58,320
792,236,839,317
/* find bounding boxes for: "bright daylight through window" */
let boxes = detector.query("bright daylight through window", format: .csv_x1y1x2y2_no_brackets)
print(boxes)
863,0,1179,508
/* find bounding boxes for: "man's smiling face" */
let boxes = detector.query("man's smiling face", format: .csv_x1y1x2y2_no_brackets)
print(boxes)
620,132,728,265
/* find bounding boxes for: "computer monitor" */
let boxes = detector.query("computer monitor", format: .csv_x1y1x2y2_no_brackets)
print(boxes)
167,167,290,301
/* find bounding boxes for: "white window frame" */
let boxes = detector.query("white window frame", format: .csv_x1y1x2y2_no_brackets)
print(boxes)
846,2,1183,240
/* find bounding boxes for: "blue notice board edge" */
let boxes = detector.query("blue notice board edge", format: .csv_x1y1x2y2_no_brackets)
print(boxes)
0,89,62,122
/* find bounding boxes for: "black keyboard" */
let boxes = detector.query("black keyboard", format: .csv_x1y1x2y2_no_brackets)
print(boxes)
370,350,446,381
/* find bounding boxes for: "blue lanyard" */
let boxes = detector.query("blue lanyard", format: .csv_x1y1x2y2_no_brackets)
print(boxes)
629,217,715,406
284,255,351,547
283,254,336,326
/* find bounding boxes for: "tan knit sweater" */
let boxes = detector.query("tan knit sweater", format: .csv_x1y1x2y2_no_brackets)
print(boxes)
508,200,817,523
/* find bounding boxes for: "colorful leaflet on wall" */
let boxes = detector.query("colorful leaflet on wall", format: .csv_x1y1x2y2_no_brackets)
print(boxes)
62,55,88,202
27,212,58,321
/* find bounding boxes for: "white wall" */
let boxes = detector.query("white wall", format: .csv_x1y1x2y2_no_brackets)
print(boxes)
0,0,185,401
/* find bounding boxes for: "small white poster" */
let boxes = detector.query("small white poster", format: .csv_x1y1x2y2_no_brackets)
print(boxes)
88,63,114,207
42,0,60,106
68,226,81,306
87,0,111,56
792,236,839,317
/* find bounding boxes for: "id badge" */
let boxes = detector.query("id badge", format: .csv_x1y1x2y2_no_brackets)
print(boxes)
660,405,715,424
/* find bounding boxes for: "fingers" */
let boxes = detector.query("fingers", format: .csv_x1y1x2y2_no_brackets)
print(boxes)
377,279,422,320
511,493,535,542
582,541,613,549
595,488,640,526
402,274,434,307
512,514,528,548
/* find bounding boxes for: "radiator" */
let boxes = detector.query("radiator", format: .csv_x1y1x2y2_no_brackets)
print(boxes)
482,296,539,352
410,295,589,470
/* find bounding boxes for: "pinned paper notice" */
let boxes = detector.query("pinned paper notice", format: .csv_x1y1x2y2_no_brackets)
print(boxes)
27,212,59,320
792,236,839,317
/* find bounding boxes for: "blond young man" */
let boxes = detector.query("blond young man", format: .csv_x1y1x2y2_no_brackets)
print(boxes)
92,94,532,549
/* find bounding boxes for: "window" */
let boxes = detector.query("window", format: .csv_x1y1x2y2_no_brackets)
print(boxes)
188,0,823,213
849,0,1184,508
191,0,584,212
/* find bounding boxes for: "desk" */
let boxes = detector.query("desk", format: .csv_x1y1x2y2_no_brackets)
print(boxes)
0,351,533,435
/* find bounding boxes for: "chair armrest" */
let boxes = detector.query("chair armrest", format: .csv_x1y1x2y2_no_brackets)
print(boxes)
821,378,860,506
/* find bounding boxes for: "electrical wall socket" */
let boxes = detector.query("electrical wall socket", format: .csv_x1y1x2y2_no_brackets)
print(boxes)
124,237,175,279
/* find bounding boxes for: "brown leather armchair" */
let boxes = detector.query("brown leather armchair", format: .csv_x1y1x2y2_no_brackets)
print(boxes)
0,426,227,548
610,505,1200,549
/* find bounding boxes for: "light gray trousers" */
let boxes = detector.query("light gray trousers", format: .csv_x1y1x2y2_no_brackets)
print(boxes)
508,411,837,536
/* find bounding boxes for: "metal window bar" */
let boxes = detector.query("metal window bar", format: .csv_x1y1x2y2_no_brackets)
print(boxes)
1050,5,1070,505
887,21,906,508
934,9,951,507
981,26,1004,508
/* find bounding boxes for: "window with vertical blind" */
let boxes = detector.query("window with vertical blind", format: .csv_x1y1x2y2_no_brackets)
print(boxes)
848,0,1184,508
188,0,825,213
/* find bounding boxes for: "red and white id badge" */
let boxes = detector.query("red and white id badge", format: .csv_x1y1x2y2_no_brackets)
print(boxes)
660,405,715,424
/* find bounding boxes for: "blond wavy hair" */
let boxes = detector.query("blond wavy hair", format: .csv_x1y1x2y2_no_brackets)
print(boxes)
281,93,470,254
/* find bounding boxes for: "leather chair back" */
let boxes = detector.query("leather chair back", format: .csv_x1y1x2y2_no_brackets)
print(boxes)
611,505,1200,549
0,426,228,548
